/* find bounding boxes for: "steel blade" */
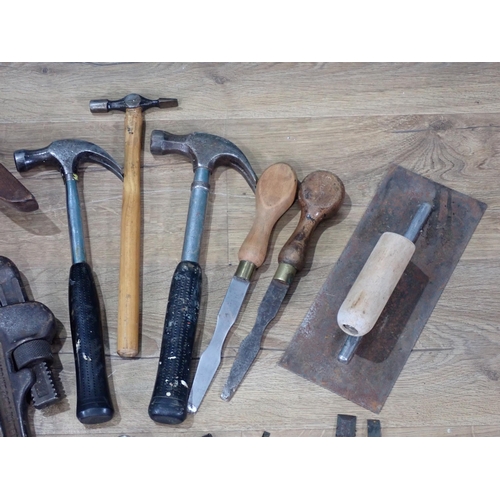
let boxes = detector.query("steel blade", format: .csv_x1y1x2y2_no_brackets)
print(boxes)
367,419,382,437
187,276,250,413
335,414,357,437
221,278,290,401
0,162,38,212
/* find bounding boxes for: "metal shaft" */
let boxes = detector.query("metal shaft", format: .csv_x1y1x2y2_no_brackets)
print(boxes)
65,176,86,264
404,203,433,242
181,168,211,263
337,334,363,364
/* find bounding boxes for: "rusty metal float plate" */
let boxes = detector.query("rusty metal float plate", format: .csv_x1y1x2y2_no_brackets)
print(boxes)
279,165,487,413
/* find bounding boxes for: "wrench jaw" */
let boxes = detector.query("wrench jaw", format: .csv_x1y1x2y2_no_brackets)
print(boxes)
0,257,59,437
0,349,34,437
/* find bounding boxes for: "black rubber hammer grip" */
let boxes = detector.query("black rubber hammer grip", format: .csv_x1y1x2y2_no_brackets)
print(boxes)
69,262,114,424
149,261,202,424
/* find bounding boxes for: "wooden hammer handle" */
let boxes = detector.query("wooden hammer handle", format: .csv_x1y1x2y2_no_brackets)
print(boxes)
117,107,143,358
238,163,298,267
278,170,345,272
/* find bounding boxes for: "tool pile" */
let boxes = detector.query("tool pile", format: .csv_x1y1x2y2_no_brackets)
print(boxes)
0,92,487,436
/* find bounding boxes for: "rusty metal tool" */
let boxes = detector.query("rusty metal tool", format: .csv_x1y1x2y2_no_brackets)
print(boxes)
0,161,38,212
367,419,381,437
0,256,58,437
280,165,487,413
336,414,357,437
148,130,258,425
90,94,178,358
187,162,298,414
337,202,432,364
221,170,345,401
14,139,123,424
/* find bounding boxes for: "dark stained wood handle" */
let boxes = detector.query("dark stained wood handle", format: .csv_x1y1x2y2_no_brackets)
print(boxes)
278,170,345,272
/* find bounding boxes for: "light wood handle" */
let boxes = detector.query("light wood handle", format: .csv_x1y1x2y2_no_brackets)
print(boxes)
238,162,298,267
278,170,345,272
337,232,415,337
117,107,143,358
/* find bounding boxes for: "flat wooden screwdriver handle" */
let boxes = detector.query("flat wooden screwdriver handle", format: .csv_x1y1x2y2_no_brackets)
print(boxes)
278,170,345,272
117,107,143,358
238,163,298,267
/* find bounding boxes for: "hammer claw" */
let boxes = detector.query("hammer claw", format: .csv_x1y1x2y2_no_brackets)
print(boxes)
150,130,257,192
14,139,123,182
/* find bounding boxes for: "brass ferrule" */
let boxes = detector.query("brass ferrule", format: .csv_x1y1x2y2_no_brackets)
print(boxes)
273,263,297,285
234,260,256,281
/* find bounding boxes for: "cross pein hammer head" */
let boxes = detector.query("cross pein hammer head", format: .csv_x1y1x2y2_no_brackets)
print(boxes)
89,93,178,114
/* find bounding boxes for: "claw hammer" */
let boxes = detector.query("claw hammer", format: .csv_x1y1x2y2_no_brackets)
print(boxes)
148,130,258,424
90,94,178,358
14,139,123,424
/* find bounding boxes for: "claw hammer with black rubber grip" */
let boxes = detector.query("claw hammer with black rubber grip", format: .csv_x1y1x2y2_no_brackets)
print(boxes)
148,130,258,425
14,139,123,425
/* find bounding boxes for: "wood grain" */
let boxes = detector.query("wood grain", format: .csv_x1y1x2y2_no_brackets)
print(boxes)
117,107,143,358
238,162,297,267
278,171,345,271
0,63,499,437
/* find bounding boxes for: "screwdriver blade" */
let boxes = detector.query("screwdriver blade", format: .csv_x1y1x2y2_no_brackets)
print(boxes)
188,276,250,413
221,278,289,401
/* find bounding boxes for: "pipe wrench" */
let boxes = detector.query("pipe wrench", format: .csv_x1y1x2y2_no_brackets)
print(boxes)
0,256,59,437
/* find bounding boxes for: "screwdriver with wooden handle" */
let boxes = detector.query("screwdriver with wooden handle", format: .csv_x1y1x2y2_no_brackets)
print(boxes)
337,202,433,363
221,170,345,401
187,162,298,413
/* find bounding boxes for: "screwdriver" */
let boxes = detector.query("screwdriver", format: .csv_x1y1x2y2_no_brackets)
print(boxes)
188,162,298,413
221,170,345,401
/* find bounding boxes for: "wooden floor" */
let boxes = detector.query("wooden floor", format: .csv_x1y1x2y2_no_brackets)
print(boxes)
1,62,499,437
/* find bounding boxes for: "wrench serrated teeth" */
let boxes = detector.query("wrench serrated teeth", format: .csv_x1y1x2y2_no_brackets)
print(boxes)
31,362,58,409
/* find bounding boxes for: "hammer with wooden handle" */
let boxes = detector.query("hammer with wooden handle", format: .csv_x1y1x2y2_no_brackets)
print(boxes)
90,94,178,358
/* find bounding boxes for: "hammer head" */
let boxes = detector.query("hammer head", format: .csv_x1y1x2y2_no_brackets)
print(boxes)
150,130,257,193
89,93,178,114
14,139,123,182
